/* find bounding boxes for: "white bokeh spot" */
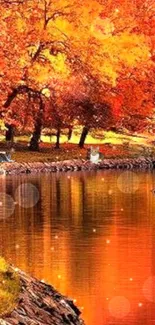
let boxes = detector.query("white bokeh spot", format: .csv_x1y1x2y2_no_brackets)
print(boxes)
0,193,15,219
109,296,130,318
15,183,40,208
117,171,140,194
143,276,155,303
0,168,6,176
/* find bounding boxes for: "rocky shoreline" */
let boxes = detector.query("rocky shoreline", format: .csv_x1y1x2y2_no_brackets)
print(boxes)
0,268,85,325
1,157,155,175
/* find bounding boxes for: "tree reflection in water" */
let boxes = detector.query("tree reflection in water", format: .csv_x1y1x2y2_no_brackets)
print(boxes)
0,170,154,325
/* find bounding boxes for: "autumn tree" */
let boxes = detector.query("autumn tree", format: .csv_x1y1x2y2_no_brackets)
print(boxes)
0,0,155,150
0,0,73,149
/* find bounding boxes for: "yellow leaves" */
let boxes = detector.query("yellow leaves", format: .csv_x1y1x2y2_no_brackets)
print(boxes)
91,17,115,38
18,57,27,68
41,87,51,97
28,50,70,86
29,62,52,84
0,8,12,20
89,53,118,86
100,62,117,87
117,33,151,66
0,0,152,93
78,0,102,25
0,120,5,131
0,257,8,273
53,17,72,36
16,17,26,33
88,31,151,86
28,44,39,59
42,49,70,75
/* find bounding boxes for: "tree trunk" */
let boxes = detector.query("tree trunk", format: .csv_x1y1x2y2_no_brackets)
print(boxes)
3,85,44,152
5,124,14,142
79,126,89,148
68,127,73,141
55,128,61,149
29,97,44,151
29,119,42,151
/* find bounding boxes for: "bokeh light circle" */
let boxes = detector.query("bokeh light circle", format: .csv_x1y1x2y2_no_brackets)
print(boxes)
143,276,155,303
117,171,140,194
0,193,15,220
0,168,5,176
15,183,40,208
109,296,130,318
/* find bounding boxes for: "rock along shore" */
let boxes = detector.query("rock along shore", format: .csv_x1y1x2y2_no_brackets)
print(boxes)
1,157,155,175
0,268,85,325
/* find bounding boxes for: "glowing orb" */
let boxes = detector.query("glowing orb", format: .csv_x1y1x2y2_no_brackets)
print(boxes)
0,168,5,176
109,296,130,318
0,193,15,219
143,276,155,302
117,171,140,194
15,183,39,208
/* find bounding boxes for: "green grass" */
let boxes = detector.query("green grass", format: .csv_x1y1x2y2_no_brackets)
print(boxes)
0,257,20,316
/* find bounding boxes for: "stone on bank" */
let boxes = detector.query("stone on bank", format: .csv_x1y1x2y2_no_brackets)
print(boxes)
0,267,85,325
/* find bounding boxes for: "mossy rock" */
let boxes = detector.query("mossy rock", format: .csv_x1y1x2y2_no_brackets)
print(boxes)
0,257,20,316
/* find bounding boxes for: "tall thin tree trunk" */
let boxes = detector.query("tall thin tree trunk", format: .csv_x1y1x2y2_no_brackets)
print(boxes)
55,128,61,149
5,124,14,143
79,126,89,148
29,97,44,151
68,127,73,141
3,86,44,152
29,119,42,151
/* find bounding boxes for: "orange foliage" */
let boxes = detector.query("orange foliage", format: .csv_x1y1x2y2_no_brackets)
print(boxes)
0,0,154,145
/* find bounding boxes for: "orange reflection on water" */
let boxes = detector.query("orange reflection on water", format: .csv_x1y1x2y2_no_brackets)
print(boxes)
0,171,155,325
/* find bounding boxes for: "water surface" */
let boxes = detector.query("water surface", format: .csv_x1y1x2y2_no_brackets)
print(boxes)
0,170,155,324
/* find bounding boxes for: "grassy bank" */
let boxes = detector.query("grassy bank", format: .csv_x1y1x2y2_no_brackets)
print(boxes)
0,257,20,316
0,129,154,164
0,143,153,164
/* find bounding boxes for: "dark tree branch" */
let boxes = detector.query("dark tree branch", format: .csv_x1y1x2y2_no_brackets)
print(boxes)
0,0,25,4
44,5,71,28
4,85,41,109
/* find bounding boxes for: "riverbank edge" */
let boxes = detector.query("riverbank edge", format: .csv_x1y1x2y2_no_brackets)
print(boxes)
0,267,85,325
1,157,155,175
